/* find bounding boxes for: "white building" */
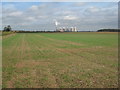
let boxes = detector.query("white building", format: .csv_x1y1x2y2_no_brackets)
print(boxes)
56,26,77,32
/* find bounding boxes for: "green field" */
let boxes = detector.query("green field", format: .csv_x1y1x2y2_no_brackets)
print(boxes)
2,32,118,88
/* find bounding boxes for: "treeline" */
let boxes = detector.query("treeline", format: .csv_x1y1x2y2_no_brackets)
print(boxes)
16,31,60,33
97,29,120,32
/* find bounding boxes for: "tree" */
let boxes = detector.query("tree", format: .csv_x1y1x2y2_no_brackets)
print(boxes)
3,27,7,31
3,25,12,31
6,25,12,31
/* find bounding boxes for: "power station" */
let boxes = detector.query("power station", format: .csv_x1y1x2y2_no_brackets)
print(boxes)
54,20,77,32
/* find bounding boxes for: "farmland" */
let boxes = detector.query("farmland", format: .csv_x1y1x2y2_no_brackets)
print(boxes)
2,32,118,88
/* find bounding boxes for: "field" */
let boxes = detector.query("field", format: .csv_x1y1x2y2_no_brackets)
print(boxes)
2,31,15,36
2,32,118,88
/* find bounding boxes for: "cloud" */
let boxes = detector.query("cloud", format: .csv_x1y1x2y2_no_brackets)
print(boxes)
71,2,86,7
26,16,36,21
30,5,39,11
86,6,100,13
63,15,78,20
8,11,23,16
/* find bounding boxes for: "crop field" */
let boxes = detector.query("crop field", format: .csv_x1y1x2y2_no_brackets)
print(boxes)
2,32,118,88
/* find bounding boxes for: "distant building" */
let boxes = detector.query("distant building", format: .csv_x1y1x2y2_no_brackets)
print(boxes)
56,26,77,32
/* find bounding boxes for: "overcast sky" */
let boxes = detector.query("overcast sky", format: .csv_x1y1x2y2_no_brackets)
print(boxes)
2,2,118,31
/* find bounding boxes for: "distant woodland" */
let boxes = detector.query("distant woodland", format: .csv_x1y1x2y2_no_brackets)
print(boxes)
97,29,120,32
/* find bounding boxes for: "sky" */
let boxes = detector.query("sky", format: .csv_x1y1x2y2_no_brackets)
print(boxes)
2,0,120,2
1,2,118,31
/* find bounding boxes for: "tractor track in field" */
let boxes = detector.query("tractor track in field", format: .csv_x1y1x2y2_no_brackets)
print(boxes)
24,34,59,87
34,34,81,56
3,34,20,65
2,33,16,39
3,35,22,88
9,34,59,88
4,34,34,88
36,34,84,46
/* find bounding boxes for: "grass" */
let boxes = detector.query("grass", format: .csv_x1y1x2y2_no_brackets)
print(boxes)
2,32,118,88
2,31,15,36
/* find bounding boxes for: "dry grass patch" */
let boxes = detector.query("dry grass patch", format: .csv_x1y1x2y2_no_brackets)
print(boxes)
16,60,51,69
